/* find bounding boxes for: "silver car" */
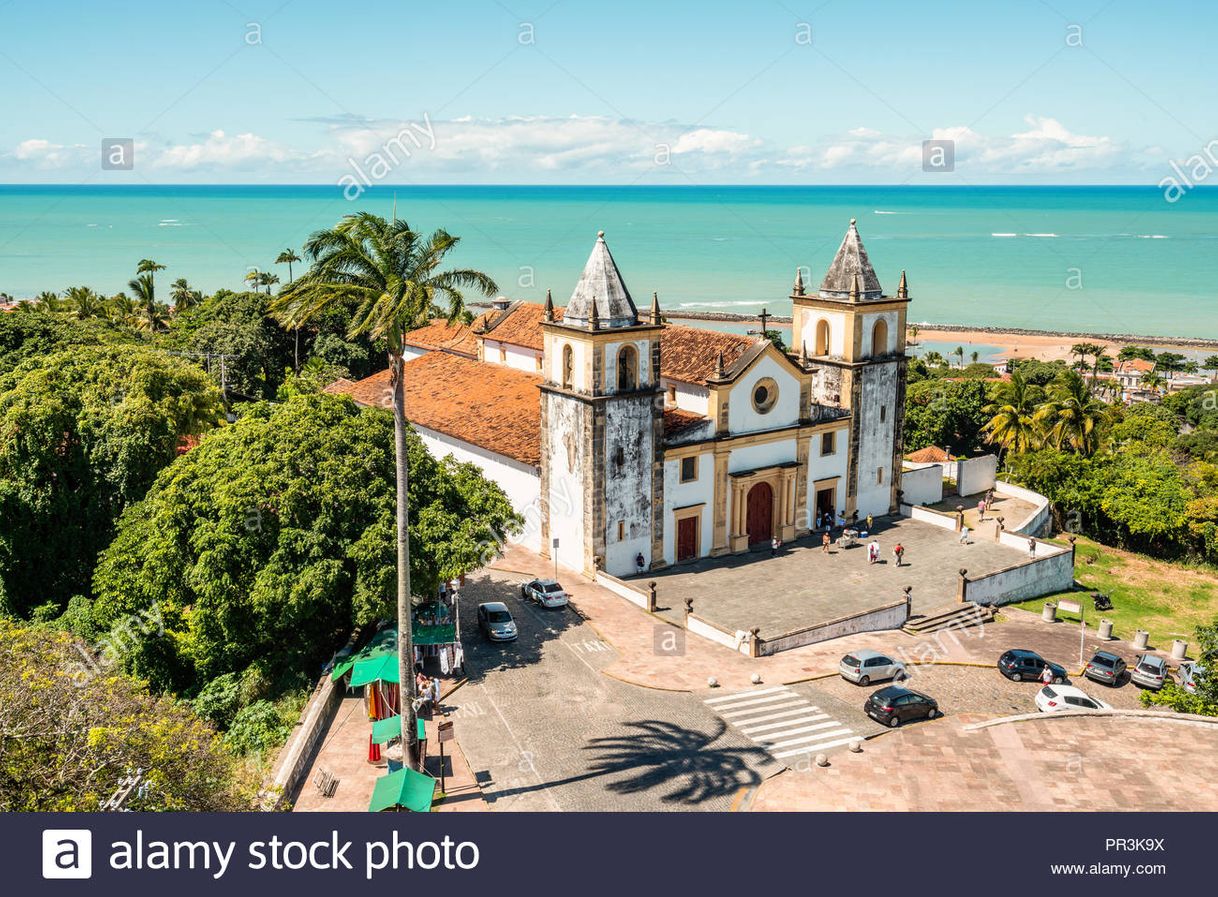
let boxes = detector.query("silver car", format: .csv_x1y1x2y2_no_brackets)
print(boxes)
1130,653,1168,690
1178,661,1207,694
477,601,517,642
839,649,907,686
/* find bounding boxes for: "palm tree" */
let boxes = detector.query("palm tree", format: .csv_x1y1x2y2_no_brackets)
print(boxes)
257,272,280,295
1140,370,1166,395
1034,370,1107,456
243,268,262,292
983,371,1043,461
127,273,164,332
136,259,166,276
276,248,301,283
32,291,63,312
63,286,105,319
907,324,920,345
106,292,140,327
269,212,498,770
170,278,201,313
969,350,980,365
953,345,964,369
923,350,946,367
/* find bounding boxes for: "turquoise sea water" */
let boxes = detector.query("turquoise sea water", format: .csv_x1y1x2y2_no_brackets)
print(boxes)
1,185,1216,338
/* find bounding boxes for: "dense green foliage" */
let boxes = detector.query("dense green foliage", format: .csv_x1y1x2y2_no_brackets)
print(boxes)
88,393,520,693
0,620,257,811
0,311,135,377
903,378,989,456
1142,617,1218,716
0,346,221,615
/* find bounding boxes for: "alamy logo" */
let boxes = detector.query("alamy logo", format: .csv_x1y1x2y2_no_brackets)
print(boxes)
42,829,93,879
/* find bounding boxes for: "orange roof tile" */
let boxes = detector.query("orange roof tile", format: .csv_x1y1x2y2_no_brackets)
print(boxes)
1115,357,1155,373
329,352,542,466
403,318,479,357
904,445,952,463
663,407,710,440
477,301,563,352
660,324,756,385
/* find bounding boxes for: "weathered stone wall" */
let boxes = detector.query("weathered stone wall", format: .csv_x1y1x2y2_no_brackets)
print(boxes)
543,392,589,573
854,359,900,517
602,393,657,576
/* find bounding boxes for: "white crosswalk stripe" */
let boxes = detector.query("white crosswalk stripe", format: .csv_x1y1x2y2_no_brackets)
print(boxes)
705,686,858,764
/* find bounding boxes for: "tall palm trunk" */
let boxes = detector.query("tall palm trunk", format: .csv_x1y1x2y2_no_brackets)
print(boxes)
392,353,420,771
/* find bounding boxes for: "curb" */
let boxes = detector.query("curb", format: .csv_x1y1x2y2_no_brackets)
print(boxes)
963,708,1218,731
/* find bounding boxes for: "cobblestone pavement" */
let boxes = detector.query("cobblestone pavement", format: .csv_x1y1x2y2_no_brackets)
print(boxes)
750,712,1218,811
448,570,781,811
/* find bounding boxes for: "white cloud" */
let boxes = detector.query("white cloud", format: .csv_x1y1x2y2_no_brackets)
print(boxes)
152,130,306,170
7,138,89,168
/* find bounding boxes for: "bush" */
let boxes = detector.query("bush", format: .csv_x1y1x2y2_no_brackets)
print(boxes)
225,700,294,756
1139,682,1218,717
193,672,243,729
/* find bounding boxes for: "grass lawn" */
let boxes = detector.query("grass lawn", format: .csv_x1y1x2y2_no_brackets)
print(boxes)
1011,536,1218,649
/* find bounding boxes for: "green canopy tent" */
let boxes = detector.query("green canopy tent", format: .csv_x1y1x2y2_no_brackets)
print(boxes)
330,626,398,682
370,714,426,746
369,767,437,813
348,654,400,687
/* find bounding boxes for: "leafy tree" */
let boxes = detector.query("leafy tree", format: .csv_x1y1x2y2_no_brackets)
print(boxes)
1155,351,1187,376
904,378,989,456
0,346,221,615
1110,402,1178,449
169,278,201,313
1008,357,1067,386
1118,345,1155,362
224,700,294,756
0,311,134,377
126,272,165,332
1034,370,1108,456
269,213,498,770
89,393,520,696
63,285,105,320
0,620,257,811
983,371,1043,459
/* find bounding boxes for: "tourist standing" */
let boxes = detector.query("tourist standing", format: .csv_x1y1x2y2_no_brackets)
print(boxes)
822,531,831,554
959,526,970,546
893,542,905,567
867,539,880,564
1028,538,1037,559
977,499,986,522
866,513,874,533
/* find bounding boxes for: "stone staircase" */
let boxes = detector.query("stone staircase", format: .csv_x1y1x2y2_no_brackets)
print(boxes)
904,601,994,635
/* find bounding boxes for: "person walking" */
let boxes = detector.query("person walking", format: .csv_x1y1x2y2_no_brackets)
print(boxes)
1040,663,1054,687
958,525,970,546
977,499,986,522
893,542,905,567
866,513,874,533
867,539,880,564
771,536,779,557
1027,537,1037,559
822,531,831,554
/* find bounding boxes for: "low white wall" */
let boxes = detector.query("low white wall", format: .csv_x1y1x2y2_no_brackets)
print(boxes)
900,463,944,506
995,478,1052,536
758,600,909,655
594,570,650,610
905,504,957,531
966,550,1075,606
686,614,751,655
269,669,343,808
957,454,998,497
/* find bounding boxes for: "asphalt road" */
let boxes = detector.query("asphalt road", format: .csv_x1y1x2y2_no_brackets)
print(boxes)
447,570,780,811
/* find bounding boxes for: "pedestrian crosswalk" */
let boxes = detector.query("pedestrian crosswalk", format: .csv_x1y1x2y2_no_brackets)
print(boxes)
704,685,858,762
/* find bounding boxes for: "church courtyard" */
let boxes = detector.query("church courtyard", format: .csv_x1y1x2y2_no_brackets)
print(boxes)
641,514,1054,638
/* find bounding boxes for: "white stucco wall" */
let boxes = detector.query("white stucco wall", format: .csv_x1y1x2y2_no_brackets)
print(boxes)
899,463,944,506
957,454,998,498
662,379,710,416
798,309,848,358
602,395,656,576
412,424,542,551
804,427,849,527
402,345,429,362
544,397,587,572
727,354,801,434
861,310,899,358
661,451,715,565
728,438,797,475
545,334,592,392
604,337,653,393
484,339,542,373
854,360,900,518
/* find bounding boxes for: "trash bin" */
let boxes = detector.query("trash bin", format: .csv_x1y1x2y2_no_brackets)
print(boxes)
1171,639,1188,660
1098,618,1113,640
1132,629,1149,650
1042,602,1057,623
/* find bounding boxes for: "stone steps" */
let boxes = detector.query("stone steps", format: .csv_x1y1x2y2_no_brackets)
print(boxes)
903,601,993,635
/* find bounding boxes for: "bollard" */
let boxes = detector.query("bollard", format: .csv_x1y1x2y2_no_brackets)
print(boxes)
815,753,829,768
848,739,863,753
750,673,762,685
1098,618,1113,640
1042,602,1057,623
1171,639,1188,660
1132,630,1149,650
706,676,719,689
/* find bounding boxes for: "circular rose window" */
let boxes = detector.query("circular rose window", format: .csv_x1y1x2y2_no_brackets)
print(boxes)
752,377,778,414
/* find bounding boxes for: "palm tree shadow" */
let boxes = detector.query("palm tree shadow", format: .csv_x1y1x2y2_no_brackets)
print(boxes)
583,719,770,805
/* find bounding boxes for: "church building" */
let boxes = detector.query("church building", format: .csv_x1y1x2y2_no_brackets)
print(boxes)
328,220,911,578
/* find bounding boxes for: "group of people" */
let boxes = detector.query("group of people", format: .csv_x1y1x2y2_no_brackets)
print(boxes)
414,667,441,713
866,538,905,567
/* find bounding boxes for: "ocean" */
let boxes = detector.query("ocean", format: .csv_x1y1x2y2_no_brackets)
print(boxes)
1,185,1216,339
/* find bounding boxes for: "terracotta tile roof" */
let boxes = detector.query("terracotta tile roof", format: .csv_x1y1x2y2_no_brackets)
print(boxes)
328,353,542,466
904,445,952,463
477,301,563,352
660,324,756,385
1115,357,1155,373
663,407,710,441
403,318,479,357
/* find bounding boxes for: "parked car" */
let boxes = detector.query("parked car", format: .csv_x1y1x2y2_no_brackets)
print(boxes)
1035,684,1111,713
521,578,569,608
1130,653,1168,690
1177,661,1207,695
864,685,940,728
839,649,907,686
477,602,517,642
997,649,1067,683
1083,650,1127,686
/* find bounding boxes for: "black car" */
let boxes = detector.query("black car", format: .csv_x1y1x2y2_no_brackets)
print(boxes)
998,649,1066,683
864,686,940,728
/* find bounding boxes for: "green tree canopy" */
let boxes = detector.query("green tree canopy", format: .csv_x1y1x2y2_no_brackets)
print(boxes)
903,377,989,456
0,346,221,616
89,393,520,692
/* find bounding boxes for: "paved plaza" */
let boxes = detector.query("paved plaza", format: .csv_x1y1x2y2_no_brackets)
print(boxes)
639,514,1042,636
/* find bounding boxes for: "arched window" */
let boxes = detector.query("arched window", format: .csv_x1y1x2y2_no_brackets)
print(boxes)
617,344,638,390
815,319,830,356
561,344,574,388
871,319,888,357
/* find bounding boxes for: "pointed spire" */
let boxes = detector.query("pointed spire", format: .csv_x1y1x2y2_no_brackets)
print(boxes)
793,267,805,296
714,351,725,379
589,294,600,330
564,230,638,329
544,288,555,322
849,272,861,301
897,269,908,299
799,340,808,365
650,291,662,325
819,218,883,300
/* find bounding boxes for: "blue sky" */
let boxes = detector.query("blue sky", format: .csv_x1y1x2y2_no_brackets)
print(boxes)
1,0,1215,184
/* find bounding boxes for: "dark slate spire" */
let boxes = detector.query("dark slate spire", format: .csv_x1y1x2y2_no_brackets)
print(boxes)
650,291,662,325
563,231,639,329
714,352,725,379
897,269,909,299
819,218,883,301
544,288,555,322
793,267,805,296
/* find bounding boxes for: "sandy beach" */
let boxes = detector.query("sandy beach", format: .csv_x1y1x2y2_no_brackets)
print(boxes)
908,327,1217,363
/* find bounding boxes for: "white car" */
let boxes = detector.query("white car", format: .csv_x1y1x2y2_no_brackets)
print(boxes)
521,578,569,608
1035,684,1111,713
1177,661,1207,694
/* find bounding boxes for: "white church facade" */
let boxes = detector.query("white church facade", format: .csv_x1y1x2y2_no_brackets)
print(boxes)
330,220,912,578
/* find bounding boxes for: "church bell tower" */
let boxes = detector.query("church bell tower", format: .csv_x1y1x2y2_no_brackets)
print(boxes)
790,219,911,518
539,232,665,577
